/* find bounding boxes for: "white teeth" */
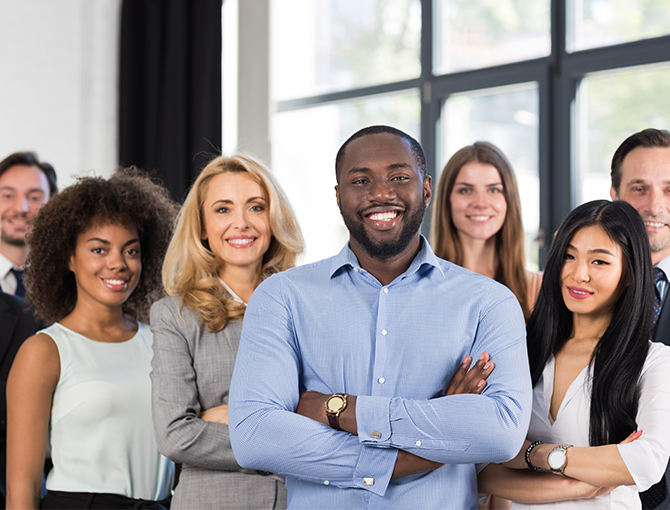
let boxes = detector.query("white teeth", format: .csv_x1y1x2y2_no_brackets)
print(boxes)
105,279,126,285
645,222,665,228
369,211,398,221
229,238,254,245
469,216,490,222
572,289,590,295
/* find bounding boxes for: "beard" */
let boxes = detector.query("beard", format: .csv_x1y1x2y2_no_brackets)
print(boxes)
0,228,26,247
340,201,426,260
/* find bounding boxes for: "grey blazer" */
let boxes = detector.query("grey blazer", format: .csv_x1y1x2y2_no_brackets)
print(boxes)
150,296,287,510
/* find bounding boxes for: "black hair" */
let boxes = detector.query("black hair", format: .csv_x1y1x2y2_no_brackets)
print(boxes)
0,151,58,195
611,128,670,194
335,125,426,183
527,200,653,446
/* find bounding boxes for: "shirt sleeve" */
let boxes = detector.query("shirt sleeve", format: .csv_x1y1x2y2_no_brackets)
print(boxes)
355,293,532,465
149,299,243,471
228,278,397,496
618,342,670,491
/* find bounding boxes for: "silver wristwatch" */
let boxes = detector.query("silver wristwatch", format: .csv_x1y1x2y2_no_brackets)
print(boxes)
547,443,572,475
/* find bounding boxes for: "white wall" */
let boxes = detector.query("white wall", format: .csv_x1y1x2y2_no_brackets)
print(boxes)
0,0,121,187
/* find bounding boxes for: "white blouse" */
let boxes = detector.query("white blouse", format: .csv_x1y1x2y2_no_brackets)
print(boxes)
511,341,670,510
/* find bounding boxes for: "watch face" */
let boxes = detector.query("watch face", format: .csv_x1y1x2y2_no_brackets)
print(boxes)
547,450,566,470
326,395,346,413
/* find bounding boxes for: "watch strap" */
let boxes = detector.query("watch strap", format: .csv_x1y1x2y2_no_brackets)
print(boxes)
327,412,341,430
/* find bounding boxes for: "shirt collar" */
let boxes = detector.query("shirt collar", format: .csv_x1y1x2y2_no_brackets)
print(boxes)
0,252,16,279
656,253,670,277
329,235,444,280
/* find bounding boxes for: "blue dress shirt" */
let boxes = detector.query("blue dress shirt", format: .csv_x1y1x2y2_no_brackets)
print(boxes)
230,238,532,509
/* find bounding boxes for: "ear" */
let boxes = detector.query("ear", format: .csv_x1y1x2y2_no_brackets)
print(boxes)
423,176,432,208
610,186,619,201
335,185,340,209
68,254,75,272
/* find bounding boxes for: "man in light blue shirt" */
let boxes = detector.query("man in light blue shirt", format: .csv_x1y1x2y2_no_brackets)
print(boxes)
229,125,532,509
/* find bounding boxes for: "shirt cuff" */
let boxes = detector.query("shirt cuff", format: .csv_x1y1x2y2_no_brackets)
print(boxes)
352,443,398,496
356,395,392,445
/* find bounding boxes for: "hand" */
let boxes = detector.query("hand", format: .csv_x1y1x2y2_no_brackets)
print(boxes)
571,479,616,499
200,404,228,425
619,430,642,444
502,439,532,470
445,353,494,396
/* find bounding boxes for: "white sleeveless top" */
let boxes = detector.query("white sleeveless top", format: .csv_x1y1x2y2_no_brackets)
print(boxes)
43,322,173,500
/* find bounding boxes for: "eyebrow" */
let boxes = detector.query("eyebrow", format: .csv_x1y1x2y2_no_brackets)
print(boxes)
0,186,45,193
626,178,670,186
86,237,140,246
454,182,503,187
210,196,267,207
346,162,412,175
566,243,616,256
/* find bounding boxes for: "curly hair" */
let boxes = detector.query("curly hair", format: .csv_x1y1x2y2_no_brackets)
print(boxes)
162,154,304,331
25,168,178,323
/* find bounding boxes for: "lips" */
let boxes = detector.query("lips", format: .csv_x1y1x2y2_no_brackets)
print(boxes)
102,277,130,292
226,236,257,248
645,221,667,230
567,286,594,299
363,208,404,231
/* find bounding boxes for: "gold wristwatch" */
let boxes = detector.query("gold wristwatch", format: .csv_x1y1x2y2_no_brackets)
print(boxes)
325,394,348,430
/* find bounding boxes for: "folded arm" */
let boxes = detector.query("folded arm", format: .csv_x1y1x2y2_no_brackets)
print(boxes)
150,300,240,471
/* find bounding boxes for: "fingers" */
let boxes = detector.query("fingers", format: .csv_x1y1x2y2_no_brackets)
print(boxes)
619,430,642,444
445,352,495,396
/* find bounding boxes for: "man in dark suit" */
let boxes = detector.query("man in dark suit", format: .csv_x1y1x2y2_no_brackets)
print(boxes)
0,291,44,507
610,128,670,509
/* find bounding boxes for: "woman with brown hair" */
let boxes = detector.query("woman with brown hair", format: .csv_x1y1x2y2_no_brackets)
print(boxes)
431,141,541,320
150,154,304,509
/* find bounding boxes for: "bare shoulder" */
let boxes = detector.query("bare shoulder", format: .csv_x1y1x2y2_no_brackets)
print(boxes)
9,332,60,385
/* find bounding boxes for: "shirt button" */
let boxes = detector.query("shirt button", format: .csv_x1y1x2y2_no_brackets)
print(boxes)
353,267,359,272
416,440,422,446
383,287,389,294
378,377,385,384
363,477,374,486
324,480,330,485
381,329,387,336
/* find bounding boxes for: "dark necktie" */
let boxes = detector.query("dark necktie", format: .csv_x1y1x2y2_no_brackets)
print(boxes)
640,267,667,509
10,267,25,298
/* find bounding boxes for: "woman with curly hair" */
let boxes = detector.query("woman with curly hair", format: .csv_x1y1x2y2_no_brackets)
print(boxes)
150,154,303,509
431,142,541,320
6,169,178,509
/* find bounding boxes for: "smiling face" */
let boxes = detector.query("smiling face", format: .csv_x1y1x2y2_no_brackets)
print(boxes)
335,133,431,260
68,220,142,310
611,146,670,265
560,225,624,320
201,172,272,279
0,164,50,248
449,161,507,243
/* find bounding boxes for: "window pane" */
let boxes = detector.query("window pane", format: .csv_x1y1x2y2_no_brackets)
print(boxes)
434,0,550,75
271,0,421,101
441,83,540,270
568,0,670,52
574,64,670,205
272,92,421,263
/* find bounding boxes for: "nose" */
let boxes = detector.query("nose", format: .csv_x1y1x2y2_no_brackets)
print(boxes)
107,250,128,271
571,259,590,283
20,197,30,213
367,179,396,203
231,209,250,230
471,190,487,208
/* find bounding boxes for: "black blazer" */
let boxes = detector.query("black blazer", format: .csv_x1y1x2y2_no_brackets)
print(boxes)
0,292,43,492
655,297,670,345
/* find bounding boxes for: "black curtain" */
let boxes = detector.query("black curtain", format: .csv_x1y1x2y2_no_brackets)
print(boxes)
119,0,223,202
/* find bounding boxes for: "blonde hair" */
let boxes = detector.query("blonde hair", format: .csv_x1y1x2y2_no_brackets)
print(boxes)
431,142,530,319
162,154,304,331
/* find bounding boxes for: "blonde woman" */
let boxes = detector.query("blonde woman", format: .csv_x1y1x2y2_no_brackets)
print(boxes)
150,154,303,509
431,142,541,320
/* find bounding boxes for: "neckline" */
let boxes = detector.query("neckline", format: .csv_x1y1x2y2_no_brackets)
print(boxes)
54,321,141,345
219,278,247,305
